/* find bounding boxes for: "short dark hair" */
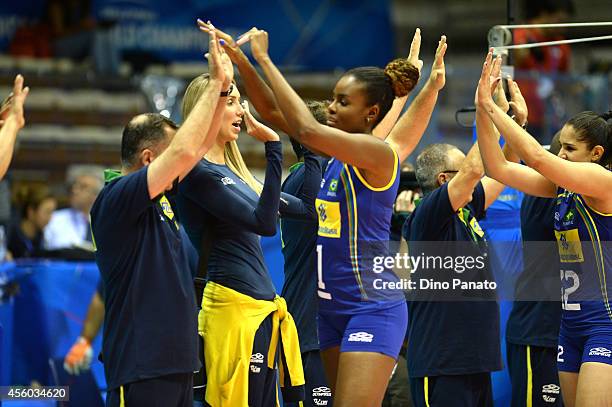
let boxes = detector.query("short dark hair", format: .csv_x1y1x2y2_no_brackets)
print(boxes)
344,58,419,127
566,110,612,167
121,113,178,167
415,143,457,193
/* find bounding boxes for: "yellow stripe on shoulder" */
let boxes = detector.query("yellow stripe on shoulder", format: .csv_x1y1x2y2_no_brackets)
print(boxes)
352,146,399,192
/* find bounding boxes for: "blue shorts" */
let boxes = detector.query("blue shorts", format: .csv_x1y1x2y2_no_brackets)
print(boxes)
317,301,407,359
557,329,612,372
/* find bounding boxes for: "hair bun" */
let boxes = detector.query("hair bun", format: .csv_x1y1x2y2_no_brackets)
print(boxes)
384,59,420,98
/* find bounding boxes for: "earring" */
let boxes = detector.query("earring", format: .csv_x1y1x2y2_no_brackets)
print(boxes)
366,117,371,123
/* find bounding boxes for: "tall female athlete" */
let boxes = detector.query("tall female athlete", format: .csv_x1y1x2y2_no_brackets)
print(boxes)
241,28,447,406
175,25,322,407
476,49,612,407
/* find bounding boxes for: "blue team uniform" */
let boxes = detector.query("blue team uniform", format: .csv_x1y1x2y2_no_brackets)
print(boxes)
280,155,333,407
176,141,319,406
554,188,612,372
402,182,501,407
506,195,562,407
315,150,407,359
91,168,198,407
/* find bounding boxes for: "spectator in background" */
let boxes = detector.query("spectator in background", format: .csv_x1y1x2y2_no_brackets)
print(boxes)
44,165,103,250
46,0,119,75
513,0,574,143
7,185,57,259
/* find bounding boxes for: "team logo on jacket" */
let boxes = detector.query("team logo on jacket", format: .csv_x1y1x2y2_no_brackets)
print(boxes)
328,179,338,193
250,353,264,364
541,384,560,403
159,195,175,220
312,386,332,405
221,176,235,186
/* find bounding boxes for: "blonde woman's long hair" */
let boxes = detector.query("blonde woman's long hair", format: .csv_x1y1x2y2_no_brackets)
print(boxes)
182,74,262,195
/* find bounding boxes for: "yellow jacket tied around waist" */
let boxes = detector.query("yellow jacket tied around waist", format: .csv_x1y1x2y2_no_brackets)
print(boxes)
200,281,305,406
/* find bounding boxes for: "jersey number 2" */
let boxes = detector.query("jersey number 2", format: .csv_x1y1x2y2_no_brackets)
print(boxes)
561,269,581,311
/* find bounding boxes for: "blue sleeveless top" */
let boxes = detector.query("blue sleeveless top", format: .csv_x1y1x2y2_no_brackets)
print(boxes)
554,188,612,334
315,149,405,313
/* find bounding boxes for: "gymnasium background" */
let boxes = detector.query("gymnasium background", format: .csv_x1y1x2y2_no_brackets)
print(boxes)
0,0,611,405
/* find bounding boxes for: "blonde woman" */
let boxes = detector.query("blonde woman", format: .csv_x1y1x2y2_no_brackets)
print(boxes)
176,71,322,405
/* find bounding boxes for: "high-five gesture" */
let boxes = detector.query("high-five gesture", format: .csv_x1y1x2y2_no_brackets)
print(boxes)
242,101,280,142
475,52,501,108
0,75,30,180
199,22,229,87
507,78,528,127
197,19,246,68
407,28,424,74
476,50,501,111
428,35,447,91
247,29,269,62
2,75,29,130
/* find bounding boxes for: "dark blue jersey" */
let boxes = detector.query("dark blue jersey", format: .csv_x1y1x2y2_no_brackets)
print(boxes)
176,141,321,300
402,182,502,377
279,155,327,353
506,195,561,348
91,167,199,390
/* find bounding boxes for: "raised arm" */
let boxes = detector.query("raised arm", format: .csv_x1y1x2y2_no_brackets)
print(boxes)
198,21,292,134
181,141,283,236
248,29,395,187
192,32,236,159
475,51,556,198
386,34,447,162
278,150,322,220
371,29,424,139
0,75,29,180
146,26,224,199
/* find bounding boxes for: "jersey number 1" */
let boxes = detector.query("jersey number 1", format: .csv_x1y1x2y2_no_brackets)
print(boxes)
317,245,332,300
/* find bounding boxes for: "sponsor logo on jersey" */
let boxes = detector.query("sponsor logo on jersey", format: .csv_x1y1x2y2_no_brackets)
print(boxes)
316,199,341,238
250,365,261,373
250,353,264,364
347,332,374,343
563,209,575,224
221,176,235,186
542,395,557,403
314,400,329,406
470,217,484,238
312,387,332,397
159,195,175,220
542,384,560,394
554,229,584,263
588,347,611,357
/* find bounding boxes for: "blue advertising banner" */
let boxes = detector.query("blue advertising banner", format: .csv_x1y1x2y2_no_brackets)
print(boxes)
0,0,394,70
